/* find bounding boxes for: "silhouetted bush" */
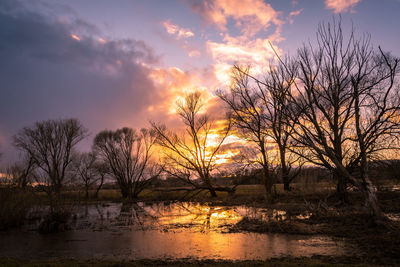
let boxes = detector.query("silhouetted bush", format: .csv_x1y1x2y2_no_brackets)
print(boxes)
38,207,72,233
0,187,33,230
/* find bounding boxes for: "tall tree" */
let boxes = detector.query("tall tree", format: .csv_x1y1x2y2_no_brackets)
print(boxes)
13,118,87,195
93,127,159,199
151,92,232,197
218,60,300,200
286,20,400,217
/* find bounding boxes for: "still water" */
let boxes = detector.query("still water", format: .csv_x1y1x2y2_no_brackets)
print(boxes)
0,202,351,260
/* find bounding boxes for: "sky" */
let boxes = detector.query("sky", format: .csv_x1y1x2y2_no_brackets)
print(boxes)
1,0,400,165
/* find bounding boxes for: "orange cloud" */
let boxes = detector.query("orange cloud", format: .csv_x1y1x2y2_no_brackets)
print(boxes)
149,67,217,116
162,20,195,39
325,0,361,13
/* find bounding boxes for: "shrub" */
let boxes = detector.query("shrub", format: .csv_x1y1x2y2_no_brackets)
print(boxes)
0,187,34,230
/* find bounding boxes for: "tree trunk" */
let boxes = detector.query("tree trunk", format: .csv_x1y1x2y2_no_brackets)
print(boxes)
203,175,218,197
335,171,348,203
209,187,217,197
362,179,382,218
336,162,382,218
206,180,217,197
282,165,291,192
263,165,273,203
359,160,382,218
120,186,129,199
283,180,291,191
260,140,273,202
94,175,104,199
280,146,291,192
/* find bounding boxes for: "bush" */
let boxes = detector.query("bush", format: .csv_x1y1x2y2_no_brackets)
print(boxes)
38,208,72,233
0,187,34,230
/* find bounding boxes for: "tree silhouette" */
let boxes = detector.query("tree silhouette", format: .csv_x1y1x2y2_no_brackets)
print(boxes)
93,127,159,199
151,92,232,197
13,118,87,196
286,19,400,217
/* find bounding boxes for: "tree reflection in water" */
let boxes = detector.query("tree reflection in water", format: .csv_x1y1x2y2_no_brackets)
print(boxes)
71,202,309,232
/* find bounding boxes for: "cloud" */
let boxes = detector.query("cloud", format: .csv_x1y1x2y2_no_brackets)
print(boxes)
162,20,195,39
0,0,162,163
149,66,217,118
188,0,283,84
207,34,281,84
190,0,282,37
158,20,201,58
188,49,201,58
325,0,361,13
288,8,303,24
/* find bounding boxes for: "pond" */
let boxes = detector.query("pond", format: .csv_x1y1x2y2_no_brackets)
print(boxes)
0,202,352,260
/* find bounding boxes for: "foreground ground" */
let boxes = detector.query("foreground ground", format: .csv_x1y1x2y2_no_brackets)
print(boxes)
0,256,386,267
1,183,399,266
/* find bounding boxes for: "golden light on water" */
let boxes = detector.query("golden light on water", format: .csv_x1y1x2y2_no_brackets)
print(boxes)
153,205,243,228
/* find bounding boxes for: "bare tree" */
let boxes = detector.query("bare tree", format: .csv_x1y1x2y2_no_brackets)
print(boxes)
73,152,99,199
93,127,159,199
13,118,87,196
286,19,400,217
259,60,304,191
350,46,400,217
6,155,35,189
217,69,273,200
218,61,301,201
151,92,232,197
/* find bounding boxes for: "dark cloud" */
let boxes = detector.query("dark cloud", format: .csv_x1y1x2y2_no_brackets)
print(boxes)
0,0,160,164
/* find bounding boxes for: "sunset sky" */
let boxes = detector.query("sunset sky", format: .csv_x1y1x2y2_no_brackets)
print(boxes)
1,0,400,164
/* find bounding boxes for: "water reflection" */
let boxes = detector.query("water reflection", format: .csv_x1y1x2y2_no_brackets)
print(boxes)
71,202,305,232
0,201,352,260
0,229,349,260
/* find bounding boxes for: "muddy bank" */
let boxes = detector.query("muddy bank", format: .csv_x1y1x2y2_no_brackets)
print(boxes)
230,211,400,265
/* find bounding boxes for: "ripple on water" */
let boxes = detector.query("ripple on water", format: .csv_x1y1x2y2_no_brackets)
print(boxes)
0,202,352,260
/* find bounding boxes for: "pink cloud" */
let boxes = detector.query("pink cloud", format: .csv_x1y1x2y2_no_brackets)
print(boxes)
189,0,284,85
325,0,362,13
288,8,303,24
162,20,195,39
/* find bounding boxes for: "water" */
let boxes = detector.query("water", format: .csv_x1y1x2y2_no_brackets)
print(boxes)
0,202,350,260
